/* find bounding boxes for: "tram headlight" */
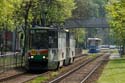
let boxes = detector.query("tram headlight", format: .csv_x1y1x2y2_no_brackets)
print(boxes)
31,56,34,59
43,56,46,59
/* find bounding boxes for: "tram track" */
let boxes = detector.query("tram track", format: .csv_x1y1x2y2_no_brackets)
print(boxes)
80,61,103,83
49,53,110,83
0,53,87,83
0,52,106,83
0,71,51,83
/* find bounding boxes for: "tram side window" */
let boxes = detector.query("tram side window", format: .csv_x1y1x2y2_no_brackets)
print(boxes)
95,40,100,46
49,31,58,48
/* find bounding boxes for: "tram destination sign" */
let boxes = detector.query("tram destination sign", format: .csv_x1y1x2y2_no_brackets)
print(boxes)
30,29,47,34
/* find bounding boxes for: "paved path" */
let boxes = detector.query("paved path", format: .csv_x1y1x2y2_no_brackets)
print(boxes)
109,53,121,59
0,68,25,82
0,52,20,56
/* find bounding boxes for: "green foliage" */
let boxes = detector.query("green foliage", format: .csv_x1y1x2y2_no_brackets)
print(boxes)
75,28,86,43
47,0,76,24
71,28,86,47
93,0,107,17
17,0,75,27
0,0,15,29
106,0,125,45
73,0,107,19
0,0,76,30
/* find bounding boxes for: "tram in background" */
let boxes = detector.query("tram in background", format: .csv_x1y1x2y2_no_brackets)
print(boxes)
19,26,75,70
87,38,101,53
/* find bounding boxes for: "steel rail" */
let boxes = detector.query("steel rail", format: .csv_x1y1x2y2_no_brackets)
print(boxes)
80,61,103,83
80,54,109,83
49,55,100,83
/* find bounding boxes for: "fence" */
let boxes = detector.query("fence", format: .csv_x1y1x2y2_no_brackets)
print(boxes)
0,30,25,73
0,52,25,73
75,48,82,56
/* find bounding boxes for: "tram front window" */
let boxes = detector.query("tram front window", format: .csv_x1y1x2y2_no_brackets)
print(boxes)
30,29,48,49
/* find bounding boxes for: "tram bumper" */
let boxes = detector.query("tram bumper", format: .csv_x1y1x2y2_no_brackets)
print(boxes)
27,59,48,70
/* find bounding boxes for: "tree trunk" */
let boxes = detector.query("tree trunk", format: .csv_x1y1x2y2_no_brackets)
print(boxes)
22,0,32,56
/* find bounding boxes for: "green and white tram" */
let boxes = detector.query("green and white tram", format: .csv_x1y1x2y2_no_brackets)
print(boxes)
20,27,75,70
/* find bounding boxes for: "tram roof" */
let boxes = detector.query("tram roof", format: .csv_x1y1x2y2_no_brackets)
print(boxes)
32,26,57,30
88,38,101,41
31,26,70,32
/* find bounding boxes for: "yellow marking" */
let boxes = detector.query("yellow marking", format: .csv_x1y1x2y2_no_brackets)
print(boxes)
31,49,37,55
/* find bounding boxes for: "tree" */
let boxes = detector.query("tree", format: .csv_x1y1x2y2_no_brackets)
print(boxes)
93,0,107,17
72,0,107,19
106,0,125,55
0,0,76,29
0,0,18,30
31,0,76,26
71,28,86,48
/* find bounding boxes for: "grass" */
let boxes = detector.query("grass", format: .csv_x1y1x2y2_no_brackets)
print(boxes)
110,49,119,53
26,76,48,83
97,59,125,83
82,49,88,54
26,71,59,83
88,53,99,58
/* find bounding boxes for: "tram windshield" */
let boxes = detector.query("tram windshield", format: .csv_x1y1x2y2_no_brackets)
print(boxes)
29,29,48,49
88,38,101,48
